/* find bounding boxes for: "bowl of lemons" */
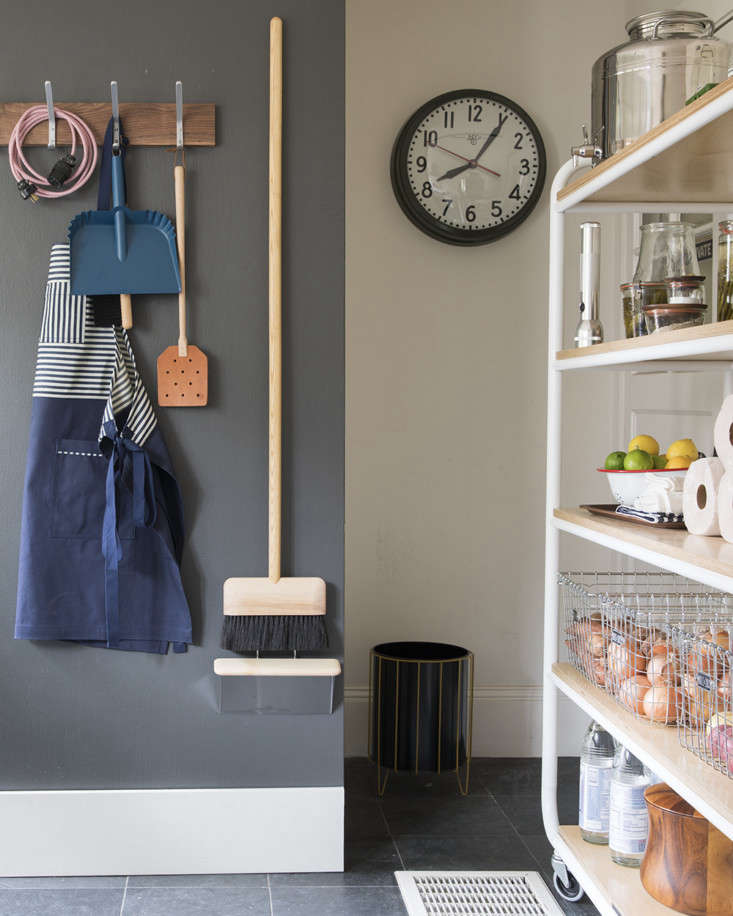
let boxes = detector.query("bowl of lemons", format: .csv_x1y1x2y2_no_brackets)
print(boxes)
598,435,699,506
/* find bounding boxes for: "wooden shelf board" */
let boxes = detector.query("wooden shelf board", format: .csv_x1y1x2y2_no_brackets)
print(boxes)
557,76,733,207
555,320,733,368
0,102,216,146
551,664,733,839
556,825,675,916
554,507,733,592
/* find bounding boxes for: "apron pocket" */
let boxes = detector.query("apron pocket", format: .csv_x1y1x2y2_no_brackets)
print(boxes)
40,282,85,344
51,439,134,540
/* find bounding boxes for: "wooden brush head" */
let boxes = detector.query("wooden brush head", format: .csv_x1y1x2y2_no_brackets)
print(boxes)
223,577,326,616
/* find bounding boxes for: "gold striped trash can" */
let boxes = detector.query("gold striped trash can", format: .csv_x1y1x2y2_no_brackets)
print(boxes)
368,642,474,796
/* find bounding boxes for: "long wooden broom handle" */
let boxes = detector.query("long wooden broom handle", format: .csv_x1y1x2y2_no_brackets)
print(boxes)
268,16,283,583
175,164,188,356
120,294,133,330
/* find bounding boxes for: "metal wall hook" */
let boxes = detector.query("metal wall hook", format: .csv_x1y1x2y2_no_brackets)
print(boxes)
110,81,120,152
44,80,55,150
175,81,183,149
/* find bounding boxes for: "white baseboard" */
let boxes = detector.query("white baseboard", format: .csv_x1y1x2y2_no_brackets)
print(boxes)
345,685,588,758
0,786,344,876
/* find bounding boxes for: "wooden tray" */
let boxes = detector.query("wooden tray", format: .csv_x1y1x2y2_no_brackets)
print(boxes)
580,504,686,530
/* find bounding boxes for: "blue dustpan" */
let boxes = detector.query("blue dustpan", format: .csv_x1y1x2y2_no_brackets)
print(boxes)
69,153,180,295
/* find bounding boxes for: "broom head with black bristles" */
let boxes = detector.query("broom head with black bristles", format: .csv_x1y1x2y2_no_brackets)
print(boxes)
221,576,328,653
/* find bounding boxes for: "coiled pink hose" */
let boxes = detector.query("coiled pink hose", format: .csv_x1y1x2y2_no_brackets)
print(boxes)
9,106,98,198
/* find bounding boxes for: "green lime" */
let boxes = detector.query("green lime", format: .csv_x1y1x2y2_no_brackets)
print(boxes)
604,451,626,470
653,454,667,469
624,448,654,470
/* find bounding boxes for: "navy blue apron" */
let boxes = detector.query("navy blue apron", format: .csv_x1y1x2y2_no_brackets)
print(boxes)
15,245,192,654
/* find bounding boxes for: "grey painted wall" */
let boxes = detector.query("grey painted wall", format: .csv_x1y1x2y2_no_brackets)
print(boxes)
0,0,344,789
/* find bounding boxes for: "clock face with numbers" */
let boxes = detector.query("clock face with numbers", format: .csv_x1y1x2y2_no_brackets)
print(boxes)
390,89,546,245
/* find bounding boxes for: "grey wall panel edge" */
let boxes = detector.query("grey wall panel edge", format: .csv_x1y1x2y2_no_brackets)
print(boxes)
0,0,345,790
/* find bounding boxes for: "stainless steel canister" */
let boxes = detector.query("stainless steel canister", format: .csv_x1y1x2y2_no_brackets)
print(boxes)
592,10,731,159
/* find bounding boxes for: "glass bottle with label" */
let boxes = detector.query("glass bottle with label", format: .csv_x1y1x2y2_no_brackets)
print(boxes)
579,721,615,844
609,746,650,867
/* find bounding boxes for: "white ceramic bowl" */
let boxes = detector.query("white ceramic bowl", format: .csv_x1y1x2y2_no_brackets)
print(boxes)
597,468,687,507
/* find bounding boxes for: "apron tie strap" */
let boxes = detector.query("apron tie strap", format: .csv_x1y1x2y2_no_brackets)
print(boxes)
101,421,156,648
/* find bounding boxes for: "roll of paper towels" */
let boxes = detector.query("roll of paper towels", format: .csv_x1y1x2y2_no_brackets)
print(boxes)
714,394,733,471
718,472,733,544
683,458,725,535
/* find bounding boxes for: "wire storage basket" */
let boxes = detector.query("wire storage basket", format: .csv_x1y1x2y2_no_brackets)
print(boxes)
559,572,731,728
675,623,733,779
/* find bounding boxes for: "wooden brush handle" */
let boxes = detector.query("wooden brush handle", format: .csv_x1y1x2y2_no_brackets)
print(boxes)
175,164,188,356
120,294,132,330
268,15,283,583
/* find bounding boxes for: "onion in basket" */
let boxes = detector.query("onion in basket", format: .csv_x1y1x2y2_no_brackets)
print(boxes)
591,658,607,687
588,632,606,658
638,627,671,657
565,618,607,663
643,685,681,724
718,671,732,703
608,640,647,680
647,651,679,686
649,640,672,658
682,672,717,723
707,714,733,775
701,630,731,651
619,675,651,714
692,630,731,677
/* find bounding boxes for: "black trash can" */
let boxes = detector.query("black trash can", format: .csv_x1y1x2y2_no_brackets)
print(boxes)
369,641,474,795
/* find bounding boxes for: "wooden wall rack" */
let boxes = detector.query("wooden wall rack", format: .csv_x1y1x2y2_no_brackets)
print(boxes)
0,102,216,147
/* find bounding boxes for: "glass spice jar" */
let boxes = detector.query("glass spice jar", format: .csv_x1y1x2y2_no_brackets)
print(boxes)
620,282,646,338
666,275,705,306
719,220,733,322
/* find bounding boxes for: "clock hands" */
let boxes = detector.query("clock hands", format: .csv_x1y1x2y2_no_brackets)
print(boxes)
435,146,500,178
436,161,472,182
436,112,507,182
474,112,507,162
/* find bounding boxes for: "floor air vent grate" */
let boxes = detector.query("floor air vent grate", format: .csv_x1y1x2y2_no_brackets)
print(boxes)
395,870,564,916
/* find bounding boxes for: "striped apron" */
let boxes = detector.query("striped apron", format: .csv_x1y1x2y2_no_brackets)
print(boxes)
15,245,192,654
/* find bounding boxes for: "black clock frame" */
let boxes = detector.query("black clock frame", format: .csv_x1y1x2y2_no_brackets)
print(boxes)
390,89,547,246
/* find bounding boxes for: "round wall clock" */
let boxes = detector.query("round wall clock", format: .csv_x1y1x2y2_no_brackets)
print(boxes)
390,89,546,246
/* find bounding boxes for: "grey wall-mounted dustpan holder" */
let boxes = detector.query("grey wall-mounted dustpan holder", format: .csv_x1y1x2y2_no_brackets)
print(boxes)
213,657,342,715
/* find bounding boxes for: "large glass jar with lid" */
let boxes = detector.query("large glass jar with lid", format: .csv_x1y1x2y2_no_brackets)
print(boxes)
718,220,733,322
633,222,701,283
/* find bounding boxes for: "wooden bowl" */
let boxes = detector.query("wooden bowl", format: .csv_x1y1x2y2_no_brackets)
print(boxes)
641,784,733,915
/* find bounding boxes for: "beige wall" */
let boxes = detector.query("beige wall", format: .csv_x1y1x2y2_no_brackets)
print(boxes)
345,0,651,755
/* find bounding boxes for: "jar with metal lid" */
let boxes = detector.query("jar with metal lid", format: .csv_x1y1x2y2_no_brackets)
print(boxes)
718,219,733,322
620,282,646,338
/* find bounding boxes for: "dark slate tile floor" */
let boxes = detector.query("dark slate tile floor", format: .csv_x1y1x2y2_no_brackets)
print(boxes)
0,758,601,915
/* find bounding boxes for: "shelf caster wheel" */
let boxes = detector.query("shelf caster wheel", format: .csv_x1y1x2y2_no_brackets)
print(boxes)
551,852,584,903
553,870,584,902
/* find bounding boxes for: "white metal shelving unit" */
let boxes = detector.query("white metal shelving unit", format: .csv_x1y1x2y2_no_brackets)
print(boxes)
543,76,733,916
